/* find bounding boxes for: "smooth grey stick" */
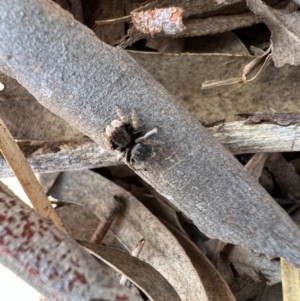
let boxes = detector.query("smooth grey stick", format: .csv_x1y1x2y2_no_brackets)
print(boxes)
1,0,300,268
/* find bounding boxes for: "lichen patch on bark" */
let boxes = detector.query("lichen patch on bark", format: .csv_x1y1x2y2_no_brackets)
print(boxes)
131,7,185,36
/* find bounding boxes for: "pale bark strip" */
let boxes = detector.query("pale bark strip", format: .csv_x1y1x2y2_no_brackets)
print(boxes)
120,13,259,47
0,138,121,179
281,258,300,301
133,0,279,19
0,138,118,178
208,121,300,154
0,122,299,178
1,0,300,269
0,119,65,232
0,183,140,301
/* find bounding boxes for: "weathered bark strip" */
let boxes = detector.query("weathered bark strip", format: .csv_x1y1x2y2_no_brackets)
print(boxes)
0,138,118,178
209,121,300,154
0,183,140,301
120,13,259,47
133,0,279,19
1,121,299,178
1,0,300,269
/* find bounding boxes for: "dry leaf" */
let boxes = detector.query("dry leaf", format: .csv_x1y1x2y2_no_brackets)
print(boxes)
59,204,125,252
184,32,250,55
266,153,300,198
165,223,236,300
205,239,281,288
80,241,182,301
244,153,269,181
128,51,300,122
49,170,209,301
247,0,300,67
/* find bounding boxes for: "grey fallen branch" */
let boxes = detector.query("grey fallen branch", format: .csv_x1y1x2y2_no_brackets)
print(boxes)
1,0,300,270
1,121,300,178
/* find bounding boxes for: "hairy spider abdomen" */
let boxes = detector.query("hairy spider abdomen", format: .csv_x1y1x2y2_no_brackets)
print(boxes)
130,143,152,165
110,126,133,148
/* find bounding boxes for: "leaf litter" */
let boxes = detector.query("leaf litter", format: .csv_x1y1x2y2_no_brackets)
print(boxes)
3,0,300,300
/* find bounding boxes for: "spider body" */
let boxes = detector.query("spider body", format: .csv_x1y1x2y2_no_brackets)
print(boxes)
109,124,133,149
128,143,152,166
103,107,160,166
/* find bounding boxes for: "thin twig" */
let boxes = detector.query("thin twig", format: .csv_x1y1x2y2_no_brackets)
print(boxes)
120,238,145,286
95,15,131,25
90,195,123,244
0,118,65,232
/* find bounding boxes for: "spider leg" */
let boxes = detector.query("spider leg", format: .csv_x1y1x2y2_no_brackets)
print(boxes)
116,150,125,161
140,139,164,146
106,125,114,137
131,109,138,131
116,106,129,124
102,132,113,151
111,119,123,128
135,128,157,143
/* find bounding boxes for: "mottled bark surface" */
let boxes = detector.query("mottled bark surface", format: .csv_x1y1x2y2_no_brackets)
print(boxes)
0,184,140,301
1,0,300,269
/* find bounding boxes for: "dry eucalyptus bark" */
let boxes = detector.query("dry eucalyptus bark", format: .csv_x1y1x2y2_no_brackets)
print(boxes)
237,112,300,125
1,121,300,178
0,72,83,141
51,170,212,301
266,153,300,198
1,0,300,270
247,0,300,67
132,0,280,19
119,0,285,46
0,138,118,178
0,183,140,301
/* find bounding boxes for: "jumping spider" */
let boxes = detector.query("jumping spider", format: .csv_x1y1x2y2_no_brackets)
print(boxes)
103,107,160,167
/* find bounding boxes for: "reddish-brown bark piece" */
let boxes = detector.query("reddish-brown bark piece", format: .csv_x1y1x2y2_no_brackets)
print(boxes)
131,7,185,35
0,184,140,301
1,0,300,270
